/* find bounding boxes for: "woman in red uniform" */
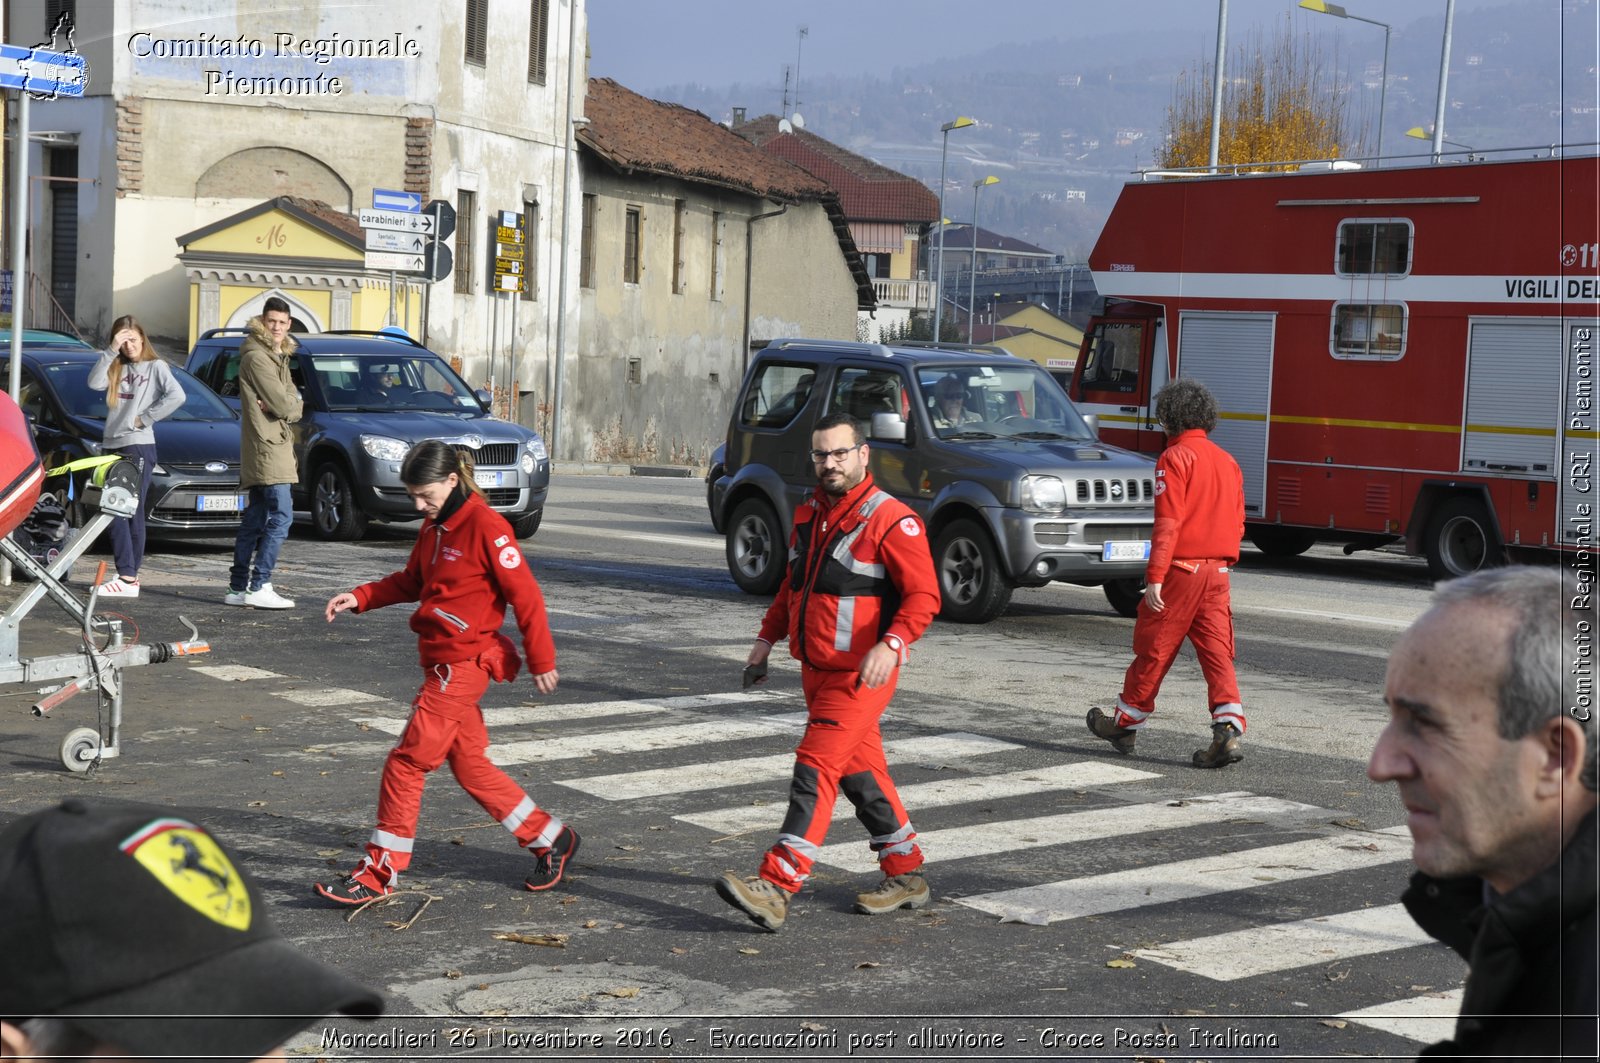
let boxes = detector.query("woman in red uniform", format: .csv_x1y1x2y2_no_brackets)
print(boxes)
313,440,578,904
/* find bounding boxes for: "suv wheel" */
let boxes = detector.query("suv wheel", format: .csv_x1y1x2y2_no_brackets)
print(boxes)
512,510,542,538
1102,577,1144,619
933,518,1012,623
311,461,369,542
726,496,784,595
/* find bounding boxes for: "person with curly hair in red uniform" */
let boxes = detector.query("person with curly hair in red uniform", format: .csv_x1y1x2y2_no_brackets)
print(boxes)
313,440,577,905
1087,378,1248,768
716,412,941,932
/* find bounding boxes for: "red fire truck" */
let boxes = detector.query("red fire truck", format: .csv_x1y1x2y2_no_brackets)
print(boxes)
1068,153,1598,578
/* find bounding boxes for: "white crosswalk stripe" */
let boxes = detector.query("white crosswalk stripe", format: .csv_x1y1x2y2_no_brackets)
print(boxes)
207,668,1451,1045
819,791,1339,874
1339,989,1464,1044
958,827,1414,925
676,761,1161,834
562,731,1020,800
1130,903,1438,979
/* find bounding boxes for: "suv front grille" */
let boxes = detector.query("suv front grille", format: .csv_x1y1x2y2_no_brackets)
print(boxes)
1081,523,1151,542
485,488,522,506
469,444,518,467
1072,478,1155,504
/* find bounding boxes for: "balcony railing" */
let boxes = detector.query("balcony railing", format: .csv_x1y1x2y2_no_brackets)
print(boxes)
871,276,934,310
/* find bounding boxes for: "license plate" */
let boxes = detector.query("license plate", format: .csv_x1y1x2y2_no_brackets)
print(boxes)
474,469,503,488
1103,540,1151,562
196,493,246,513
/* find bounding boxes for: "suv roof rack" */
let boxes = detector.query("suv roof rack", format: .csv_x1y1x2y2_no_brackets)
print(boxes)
894,341,1017,357
765,337,895,358
321,328,427,348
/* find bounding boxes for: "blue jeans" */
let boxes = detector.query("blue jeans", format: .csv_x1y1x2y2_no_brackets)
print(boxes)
231,483,292,593
108,443,157,580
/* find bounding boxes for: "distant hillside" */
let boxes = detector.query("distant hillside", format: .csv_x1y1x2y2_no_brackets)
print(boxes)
642,0,1590,259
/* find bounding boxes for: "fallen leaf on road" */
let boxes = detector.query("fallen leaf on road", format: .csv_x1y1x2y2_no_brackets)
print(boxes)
270,770,285,777
602,987,640,999
738,947,760,955
316,849,342,857
854,961,880,969
1320,1019,1348,1029
1106,958,1137,969
445,970,462,979
493,932,568,947
670,947,687,955
583,919,599,929
247,801,267,808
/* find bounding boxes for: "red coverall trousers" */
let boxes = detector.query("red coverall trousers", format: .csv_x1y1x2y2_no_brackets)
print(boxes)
759,666,923,893
1113,561,1246,735
355,657,564,889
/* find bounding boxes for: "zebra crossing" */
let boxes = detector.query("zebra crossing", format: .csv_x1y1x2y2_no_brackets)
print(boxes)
191,668,1463,1047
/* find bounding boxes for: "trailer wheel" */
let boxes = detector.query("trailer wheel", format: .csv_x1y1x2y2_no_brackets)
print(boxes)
1247,526,1317,558
1423,497,1501,580
1102,577,1145,619
61,727,102,773
934,518,1013,623
726,497,785,595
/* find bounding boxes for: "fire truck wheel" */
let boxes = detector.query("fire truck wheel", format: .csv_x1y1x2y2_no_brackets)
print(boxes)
1247,526,1317,558
60,727,102,773
727,496,784,595
1424,496,1502,581
934,518,1013,623
1102,577,1145,619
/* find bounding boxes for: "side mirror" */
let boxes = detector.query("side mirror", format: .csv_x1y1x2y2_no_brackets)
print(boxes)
1082,413,1099,437
475,388,492,407
870,411,907,443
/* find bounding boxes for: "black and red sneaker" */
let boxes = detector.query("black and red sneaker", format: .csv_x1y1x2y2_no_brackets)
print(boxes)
523,826,581,891
314,873,393,906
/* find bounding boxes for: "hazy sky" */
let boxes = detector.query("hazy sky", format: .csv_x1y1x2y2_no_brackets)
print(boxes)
588,0,1509,94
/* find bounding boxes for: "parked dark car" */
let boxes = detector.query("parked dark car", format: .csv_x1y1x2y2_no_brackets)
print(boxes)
709,338,1157,623
185,329,548,541
3,340,246,535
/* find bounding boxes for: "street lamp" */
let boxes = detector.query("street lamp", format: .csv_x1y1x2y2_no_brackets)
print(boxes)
1406,126,1476,161
933,116,974,341
969,175,999,341
1298,0,1390,166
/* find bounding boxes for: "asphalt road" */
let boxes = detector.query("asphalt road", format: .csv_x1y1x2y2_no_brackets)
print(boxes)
0,472,1459,1062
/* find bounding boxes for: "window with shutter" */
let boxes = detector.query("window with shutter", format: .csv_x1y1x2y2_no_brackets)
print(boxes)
527,0,549,84
465,0,488,65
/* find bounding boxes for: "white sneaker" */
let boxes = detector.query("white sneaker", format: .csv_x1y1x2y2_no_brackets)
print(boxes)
224,589,248,607
243,583,295,610
98,577,139,599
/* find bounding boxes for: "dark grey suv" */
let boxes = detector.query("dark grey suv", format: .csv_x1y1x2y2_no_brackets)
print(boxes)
708,339,1157,623
186,329,548,541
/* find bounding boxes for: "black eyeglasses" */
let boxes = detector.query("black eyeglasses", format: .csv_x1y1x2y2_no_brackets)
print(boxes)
809,444,862,464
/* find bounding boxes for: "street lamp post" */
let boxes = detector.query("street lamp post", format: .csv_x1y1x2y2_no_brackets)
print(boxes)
969,176,999,341
933,116,974,341
1298,0,1390,165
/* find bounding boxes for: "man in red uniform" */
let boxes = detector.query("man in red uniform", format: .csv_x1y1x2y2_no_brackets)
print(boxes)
1087,379,1247,768
716,412,941,932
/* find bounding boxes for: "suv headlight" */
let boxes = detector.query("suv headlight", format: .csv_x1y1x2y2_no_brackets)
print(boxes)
359,434,411,462
525,436,548,463
1019,474,1067,514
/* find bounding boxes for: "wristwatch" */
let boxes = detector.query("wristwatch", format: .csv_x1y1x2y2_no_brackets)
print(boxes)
883,634,904,654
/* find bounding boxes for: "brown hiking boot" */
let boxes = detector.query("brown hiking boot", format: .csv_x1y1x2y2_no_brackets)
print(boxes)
1086,706,1137,754
714,872,789,931
855,873,931,915
1193,722,1243,768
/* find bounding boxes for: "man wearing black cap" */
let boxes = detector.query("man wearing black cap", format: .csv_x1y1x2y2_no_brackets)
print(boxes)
0,797,383,1060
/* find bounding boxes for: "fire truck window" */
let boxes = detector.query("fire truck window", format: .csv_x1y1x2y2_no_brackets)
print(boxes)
1337,220,1412,277
1080,322,1143,393
1331,303,1407,360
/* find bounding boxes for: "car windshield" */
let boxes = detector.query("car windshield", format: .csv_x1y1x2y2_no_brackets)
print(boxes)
917,362,1095,441
309,352,484,414
44,362,237,422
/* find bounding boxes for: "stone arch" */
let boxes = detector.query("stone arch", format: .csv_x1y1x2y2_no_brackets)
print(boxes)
226,288,322,334
196,147,352,210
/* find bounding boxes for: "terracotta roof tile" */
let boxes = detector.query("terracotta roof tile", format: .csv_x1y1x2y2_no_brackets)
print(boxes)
580,79,831,202
737,116,938,224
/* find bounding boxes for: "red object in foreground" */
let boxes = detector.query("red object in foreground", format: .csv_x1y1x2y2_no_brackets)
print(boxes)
0,389,44,540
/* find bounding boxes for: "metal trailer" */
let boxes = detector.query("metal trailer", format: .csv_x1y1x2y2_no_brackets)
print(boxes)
0,459,210,772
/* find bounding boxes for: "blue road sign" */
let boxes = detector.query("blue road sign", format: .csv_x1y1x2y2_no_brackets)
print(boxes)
373,188,422,213
0,43,87,98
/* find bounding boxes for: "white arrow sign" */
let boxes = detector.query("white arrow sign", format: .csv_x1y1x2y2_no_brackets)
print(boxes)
365,229,427,253
359,208,435,234
365,251,425,272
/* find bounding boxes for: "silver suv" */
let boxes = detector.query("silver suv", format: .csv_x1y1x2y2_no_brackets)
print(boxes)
708,339,1156,623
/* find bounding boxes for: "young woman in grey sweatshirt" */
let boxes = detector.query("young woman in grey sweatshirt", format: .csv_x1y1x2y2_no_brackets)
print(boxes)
86,315,185,597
